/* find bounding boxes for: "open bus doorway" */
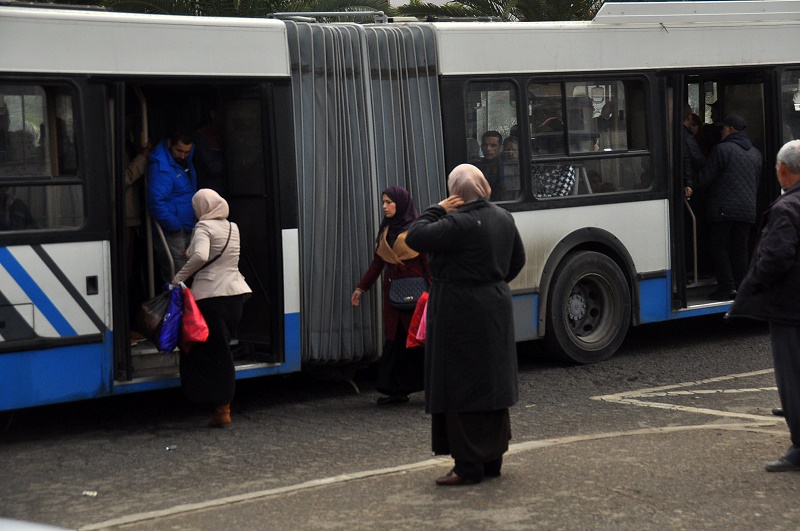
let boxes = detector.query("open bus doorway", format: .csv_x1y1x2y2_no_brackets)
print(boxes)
673,72,771,311
117,82,282,383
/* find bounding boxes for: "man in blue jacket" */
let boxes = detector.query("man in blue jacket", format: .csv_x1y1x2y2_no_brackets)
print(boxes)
728,140,800,471
147,128,197,285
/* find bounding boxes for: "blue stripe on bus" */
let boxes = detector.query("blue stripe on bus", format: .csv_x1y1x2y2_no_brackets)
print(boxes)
0,247,77,337
0,332,111,411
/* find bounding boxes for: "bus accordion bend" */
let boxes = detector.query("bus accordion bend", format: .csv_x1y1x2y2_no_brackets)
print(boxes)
0,0,797,411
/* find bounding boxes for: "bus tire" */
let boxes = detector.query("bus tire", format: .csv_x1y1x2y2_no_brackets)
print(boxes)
544,250,631,364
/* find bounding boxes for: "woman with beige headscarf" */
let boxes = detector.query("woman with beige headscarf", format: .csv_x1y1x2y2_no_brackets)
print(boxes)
172,188,251,427
406,164,526,485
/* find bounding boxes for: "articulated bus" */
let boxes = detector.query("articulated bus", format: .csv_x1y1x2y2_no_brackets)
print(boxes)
1,1,799,411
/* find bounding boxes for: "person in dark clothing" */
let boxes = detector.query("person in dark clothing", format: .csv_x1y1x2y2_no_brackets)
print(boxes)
686,115,762,300
472,131,505,200
192,112,225,195
727,140,800,471
0,186,36,230
351,186,428,405
681,105,708,280
681,105,706,197
406,164,526,486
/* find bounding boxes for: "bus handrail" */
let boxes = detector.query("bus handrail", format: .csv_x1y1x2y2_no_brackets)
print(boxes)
684,196,698,286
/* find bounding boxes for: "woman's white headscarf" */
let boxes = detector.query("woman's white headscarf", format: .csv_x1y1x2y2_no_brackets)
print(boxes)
192,188,229,221
448,164,491,203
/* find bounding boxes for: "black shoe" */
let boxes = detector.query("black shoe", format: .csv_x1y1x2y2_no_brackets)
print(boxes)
765,456,800,472
376,394,409,405
773,407,785,417
708,289,736,301
435,469,480,486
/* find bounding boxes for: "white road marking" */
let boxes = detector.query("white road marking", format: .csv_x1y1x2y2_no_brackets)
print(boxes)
80,369,784,530
592,368,777,420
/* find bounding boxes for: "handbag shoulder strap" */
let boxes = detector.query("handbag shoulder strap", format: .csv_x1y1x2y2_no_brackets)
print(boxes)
197,221,232,272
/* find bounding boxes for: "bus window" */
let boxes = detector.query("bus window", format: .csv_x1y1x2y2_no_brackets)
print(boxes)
528,78,649,197
529,83,566,156
0,84,83,230
465,81,520,202
781,70,800,142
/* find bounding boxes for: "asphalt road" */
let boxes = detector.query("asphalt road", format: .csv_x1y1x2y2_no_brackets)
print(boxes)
2,314,794,530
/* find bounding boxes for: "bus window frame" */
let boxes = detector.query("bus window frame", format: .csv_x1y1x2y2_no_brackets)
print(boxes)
0,77,88,234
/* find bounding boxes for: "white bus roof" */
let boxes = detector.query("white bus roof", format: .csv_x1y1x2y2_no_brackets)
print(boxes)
0,6,291,77
433,1,800,75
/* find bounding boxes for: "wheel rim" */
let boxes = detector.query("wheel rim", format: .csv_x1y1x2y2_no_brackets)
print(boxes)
565,273,616,346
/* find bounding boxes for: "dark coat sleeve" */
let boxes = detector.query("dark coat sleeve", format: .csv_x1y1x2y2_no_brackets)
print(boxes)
506,227,525,283
406,205,458,253
747,200,800,290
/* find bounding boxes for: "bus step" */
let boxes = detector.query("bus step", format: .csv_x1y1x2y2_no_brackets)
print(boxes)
131,342,179,371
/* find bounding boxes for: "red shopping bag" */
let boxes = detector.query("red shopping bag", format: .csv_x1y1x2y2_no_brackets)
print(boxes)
179,282,209,353
406,292,428,348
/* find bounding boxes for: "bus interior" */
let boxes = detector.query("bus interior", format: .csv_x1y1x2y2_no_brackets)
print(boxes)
117,82,285,382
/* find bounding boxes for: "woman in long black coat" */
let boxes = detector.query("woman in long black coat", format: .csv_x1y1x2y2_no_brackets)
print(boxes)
406,164,526,485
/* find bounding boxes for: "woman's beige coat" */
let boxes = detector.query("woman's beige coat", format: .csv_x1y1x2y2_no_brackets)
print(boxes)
173,219,251,300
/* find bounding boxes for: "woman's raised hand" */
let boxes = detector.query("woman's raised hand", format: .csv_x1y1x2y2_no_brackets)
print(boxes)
438,195,464,213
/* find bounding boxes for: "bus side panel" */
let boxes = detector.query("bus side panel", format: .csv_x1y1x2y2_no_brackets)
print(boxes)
639,274,672,323
281,228,301,373
512,293,538,341
0,333,112,411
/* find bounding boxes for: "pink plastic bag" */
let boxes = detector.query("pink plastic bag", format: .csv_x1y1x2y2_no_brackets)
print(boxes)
406,292,428,348
416,301,427,342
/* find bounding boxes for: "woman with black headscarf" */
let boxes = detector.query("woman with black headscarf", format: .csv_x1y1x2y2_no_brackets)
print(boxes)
351,186,429,405
406,164,526,485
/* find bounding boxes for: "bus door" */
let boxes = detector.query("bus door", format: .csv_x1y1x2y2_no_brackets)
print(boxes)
0,79,114,410
673,72,769,310
219,84,284,364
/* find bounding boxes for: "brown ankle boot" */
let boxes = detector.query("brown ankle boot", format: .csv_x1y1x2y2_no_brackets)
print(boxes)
208,404,231,428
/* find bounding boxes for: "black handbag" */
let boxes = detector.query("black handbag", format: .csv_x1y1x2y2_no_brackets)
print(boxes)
388,277,428,311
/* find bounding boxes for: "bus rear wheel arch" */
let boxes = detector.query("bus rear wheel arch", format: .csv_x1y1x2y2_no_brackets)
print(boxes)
544,250,631,364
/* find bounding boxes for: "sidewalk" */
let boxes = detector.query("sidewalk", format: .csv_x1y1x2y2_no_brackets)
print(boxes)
89,419,800,530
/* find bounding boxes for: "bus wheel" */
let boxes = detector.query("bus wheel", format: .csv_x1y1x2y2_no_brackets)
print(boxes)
544,251,631,364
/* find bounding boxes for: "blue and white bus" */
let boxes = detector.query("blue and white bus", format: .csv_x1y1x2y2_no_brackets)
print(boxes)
1,0,798,411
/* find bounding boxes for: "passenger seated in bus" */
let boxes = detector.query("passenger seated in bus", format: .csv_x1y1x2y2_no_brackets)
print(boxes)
587,170,616,193
55,117,77,174
567,96,598,152
0,186,36,230
472,130,505,199
501,136,520,199
534,117,565,155
147,127,197,286
532,118,575,198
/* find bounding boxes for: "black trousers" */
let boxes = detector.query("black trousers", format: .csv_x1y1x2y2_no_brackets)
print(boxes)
709,221,750,292
432,409,511,481
770,322,800,451
376,322,424,396
180,294,246,406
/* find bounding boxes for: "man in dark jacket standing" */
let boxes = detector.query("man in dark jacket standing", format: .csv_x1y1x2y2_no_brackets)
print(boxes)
728,140,800,471
687,115,762,300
